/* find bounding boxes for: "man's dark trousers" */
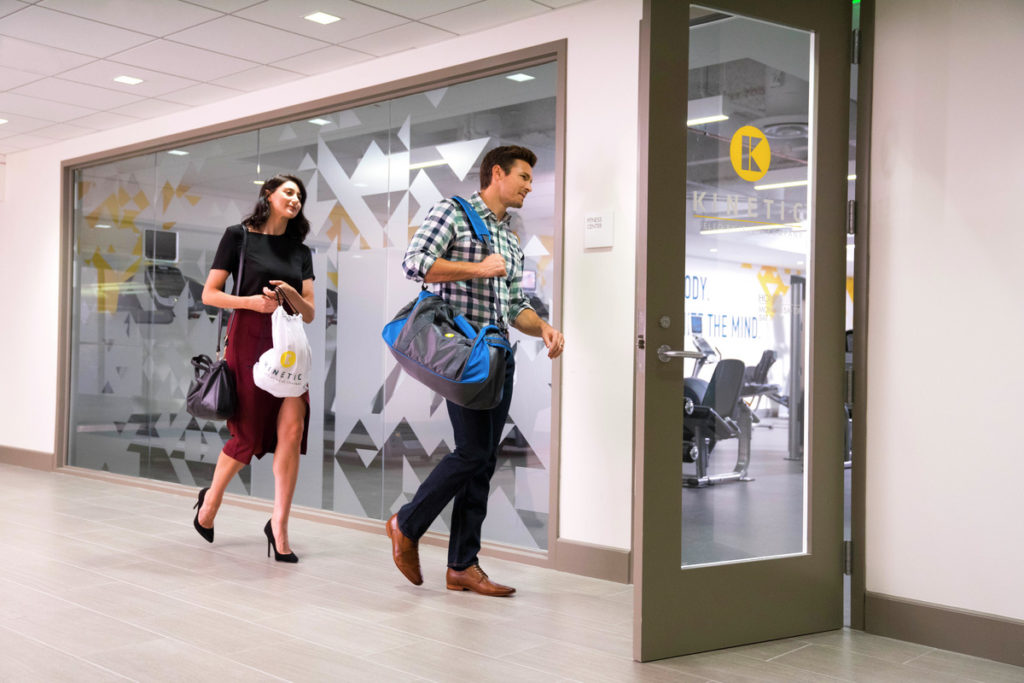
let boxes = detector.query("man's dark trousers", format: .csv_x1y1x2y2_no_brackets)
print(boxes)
396,354,515,569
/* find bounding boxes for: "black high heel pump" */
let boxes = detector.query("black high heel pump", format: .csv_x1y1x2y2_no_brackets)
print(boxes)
193,487,214,543
264,519,298,563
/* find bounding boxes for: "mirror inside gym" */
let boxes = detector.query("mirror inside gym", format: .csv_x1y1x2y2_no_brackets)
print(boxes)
680,7,851,568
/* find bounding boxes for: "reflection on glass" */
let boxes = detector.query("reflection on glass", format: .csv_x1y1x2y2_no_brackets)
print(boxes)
682,6,812,567
68,63,558,552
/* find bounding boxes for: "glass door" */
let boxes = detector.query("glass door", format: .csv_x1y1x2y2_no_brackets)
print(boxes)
634,0,851,660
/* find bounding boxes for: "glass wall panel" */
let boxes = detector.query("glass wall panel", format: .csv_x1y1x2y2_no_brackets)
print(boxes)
68,62,558,553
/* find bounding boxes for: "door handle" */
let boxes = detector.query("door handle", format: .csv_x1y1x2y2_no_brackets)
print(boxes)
656,345,705,363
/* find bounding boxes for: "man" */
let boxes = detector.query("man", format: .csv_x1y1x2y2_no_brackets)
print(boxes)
386,145,565,597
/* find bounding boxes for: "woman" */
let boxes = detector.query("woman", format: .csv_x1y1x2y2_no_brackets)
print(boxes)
193,174,315,562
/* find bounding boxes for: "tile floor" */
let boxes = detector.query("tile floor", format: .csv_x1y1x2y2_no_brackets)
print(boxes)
1,463,1022,682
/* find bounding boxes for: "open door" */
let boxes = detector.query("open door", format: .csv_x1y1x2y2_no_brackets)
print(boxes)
633,0,852,660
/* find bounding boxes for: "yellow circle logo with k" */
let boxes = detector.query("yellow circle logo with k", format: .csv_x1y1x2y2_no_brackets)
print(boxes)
280,351,296,368
730,125,771,181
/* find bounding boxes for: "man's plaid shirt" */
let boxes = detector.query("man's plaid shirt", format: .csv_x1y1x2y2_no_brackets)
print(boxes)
403,191,533,332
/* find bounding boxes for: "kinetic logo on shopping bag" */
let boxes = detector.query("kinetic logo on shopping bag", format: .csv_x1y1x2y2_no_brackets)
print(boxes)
280,351,296,368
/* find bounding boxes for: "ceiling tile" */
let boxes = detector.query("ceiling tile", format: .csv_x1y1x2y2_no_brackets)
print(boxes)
110,40,258,81
0,92,96,121
167,16,330,63
274,45,369,76
0,64,39,89
37,0,223,36
110,98,188,119
58,61,198,98
0,132,58,148
0,36,95,76
160,82,244,106
29,121,98,140
12,78,145,109
0,141,27,153
356,0,479,20
0,6,154,57
212,65,301,92
182,0,264,11
342,21,455,57
0,0,28,20
236,0,407,42
69,110,140,130
0,112,51,135
421,0,549,34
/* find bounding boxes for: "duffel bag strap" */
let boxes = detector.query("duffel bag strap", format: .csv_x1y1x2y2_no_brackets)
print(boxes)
451,195,506,334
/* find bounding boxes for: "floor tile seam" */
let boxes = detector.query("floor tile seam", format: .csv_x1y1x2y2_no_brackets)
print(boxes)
0,621,136,681
764,641,815,662
324,600,526,632
367,638,574,679
686,651,856,682
498,640,639,668
511,603,635,635
809,640,955,672
898,646,939,665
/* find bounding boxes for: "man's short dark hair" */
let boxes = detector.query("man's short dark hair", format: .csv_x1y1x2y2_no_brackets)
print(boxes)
479,145,537,189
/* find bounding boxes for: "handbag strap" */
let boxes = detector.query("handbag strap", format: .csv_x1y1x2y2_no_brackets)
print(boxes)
451,195,506,333
216,226,248,355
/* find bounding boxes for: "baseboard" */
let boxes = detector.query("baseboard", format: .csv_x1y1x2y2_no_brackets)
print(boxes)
865,592,1024,667
554,538,631,583
0,446,55,471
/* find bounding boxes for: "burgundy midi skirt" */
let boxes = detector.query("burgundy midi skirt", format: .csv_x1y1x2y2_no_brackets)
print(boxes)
223,309,310,465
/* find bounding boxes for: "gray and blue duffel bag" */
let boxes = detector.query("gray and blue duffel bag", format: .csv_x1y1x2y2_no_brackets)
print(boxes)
382,196,514,410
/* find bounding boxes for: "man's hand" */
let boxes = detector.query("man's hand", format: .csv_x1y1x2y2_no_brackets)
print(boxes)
477,253,507,278
541,323,565,359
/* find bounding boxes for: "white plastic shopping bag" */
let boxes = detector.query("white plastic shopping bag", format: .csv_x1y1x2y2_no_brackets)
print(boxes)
253,306,311,397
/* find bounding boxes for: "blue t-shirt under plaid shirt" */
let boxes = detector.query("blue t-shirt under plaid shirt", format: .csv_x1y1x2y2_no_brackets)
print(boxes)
403,191,533,332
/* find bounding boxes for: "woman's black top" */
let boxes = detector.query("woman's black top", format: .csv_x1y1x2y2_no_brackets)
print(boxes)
211,224,314,297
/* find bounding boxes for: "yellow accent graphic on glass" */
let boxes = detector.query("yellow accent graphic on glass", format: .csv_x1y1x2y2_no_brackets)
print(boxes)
280,351,296,368
730,125,771,182
444,332,455,338
757,266,790,318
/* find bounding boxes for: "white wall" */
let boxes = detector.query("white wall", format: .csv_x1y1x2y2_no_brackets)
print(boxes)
0,0,641,551
867,0,1024,620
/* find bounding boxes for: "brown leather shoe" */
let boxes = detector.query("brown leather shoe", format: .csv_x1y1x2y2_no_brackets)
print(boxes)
445,564,516,597
386,514,422,586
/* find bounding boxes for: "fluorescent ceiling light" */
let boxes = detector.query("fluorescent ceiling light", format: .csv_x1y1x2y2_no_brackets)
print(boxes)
408,159,448,170
687,95,727,127
308,117,331,126
686,114,729,126
253,180,264,184
754,179,809,191
95,223,112,229
0,118,7,125
167,149,188,156
700,222,805,235
305,11,340,25
114,75,143,85
506,73,534,82
847,174,856,180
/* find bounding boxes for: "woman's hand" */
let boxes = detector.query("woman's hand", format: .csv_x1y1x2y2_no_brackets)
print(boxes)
248,293,279,314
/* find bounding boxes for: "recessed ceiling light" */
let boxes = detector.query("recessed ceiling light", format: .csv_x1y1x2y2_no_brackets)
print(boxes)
754,179,808,191
95,223,112,229
305,11,340,25
167,149,189,156
0,118,8,125
709,248,718,253
686,114,729,126
506,73,535,82
114,75,143,85
253,180,264,185
308,118,331,126
847,174,857,180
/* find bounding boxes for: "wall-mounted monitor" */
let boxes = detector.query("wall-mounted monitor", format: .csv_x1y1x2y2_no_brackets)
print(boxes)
144,228,178,262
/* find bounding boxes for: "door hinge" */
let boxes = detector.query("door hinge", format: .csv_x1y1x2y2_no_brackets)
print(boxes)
637,334,646,350
846,199,856,235
844,366,854,405
843,540,853,575
851,29,861,65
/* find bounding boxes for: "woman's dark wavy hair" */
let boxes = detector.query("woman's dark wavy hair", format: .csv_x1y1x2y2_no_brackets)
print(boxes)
243,174,310,242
